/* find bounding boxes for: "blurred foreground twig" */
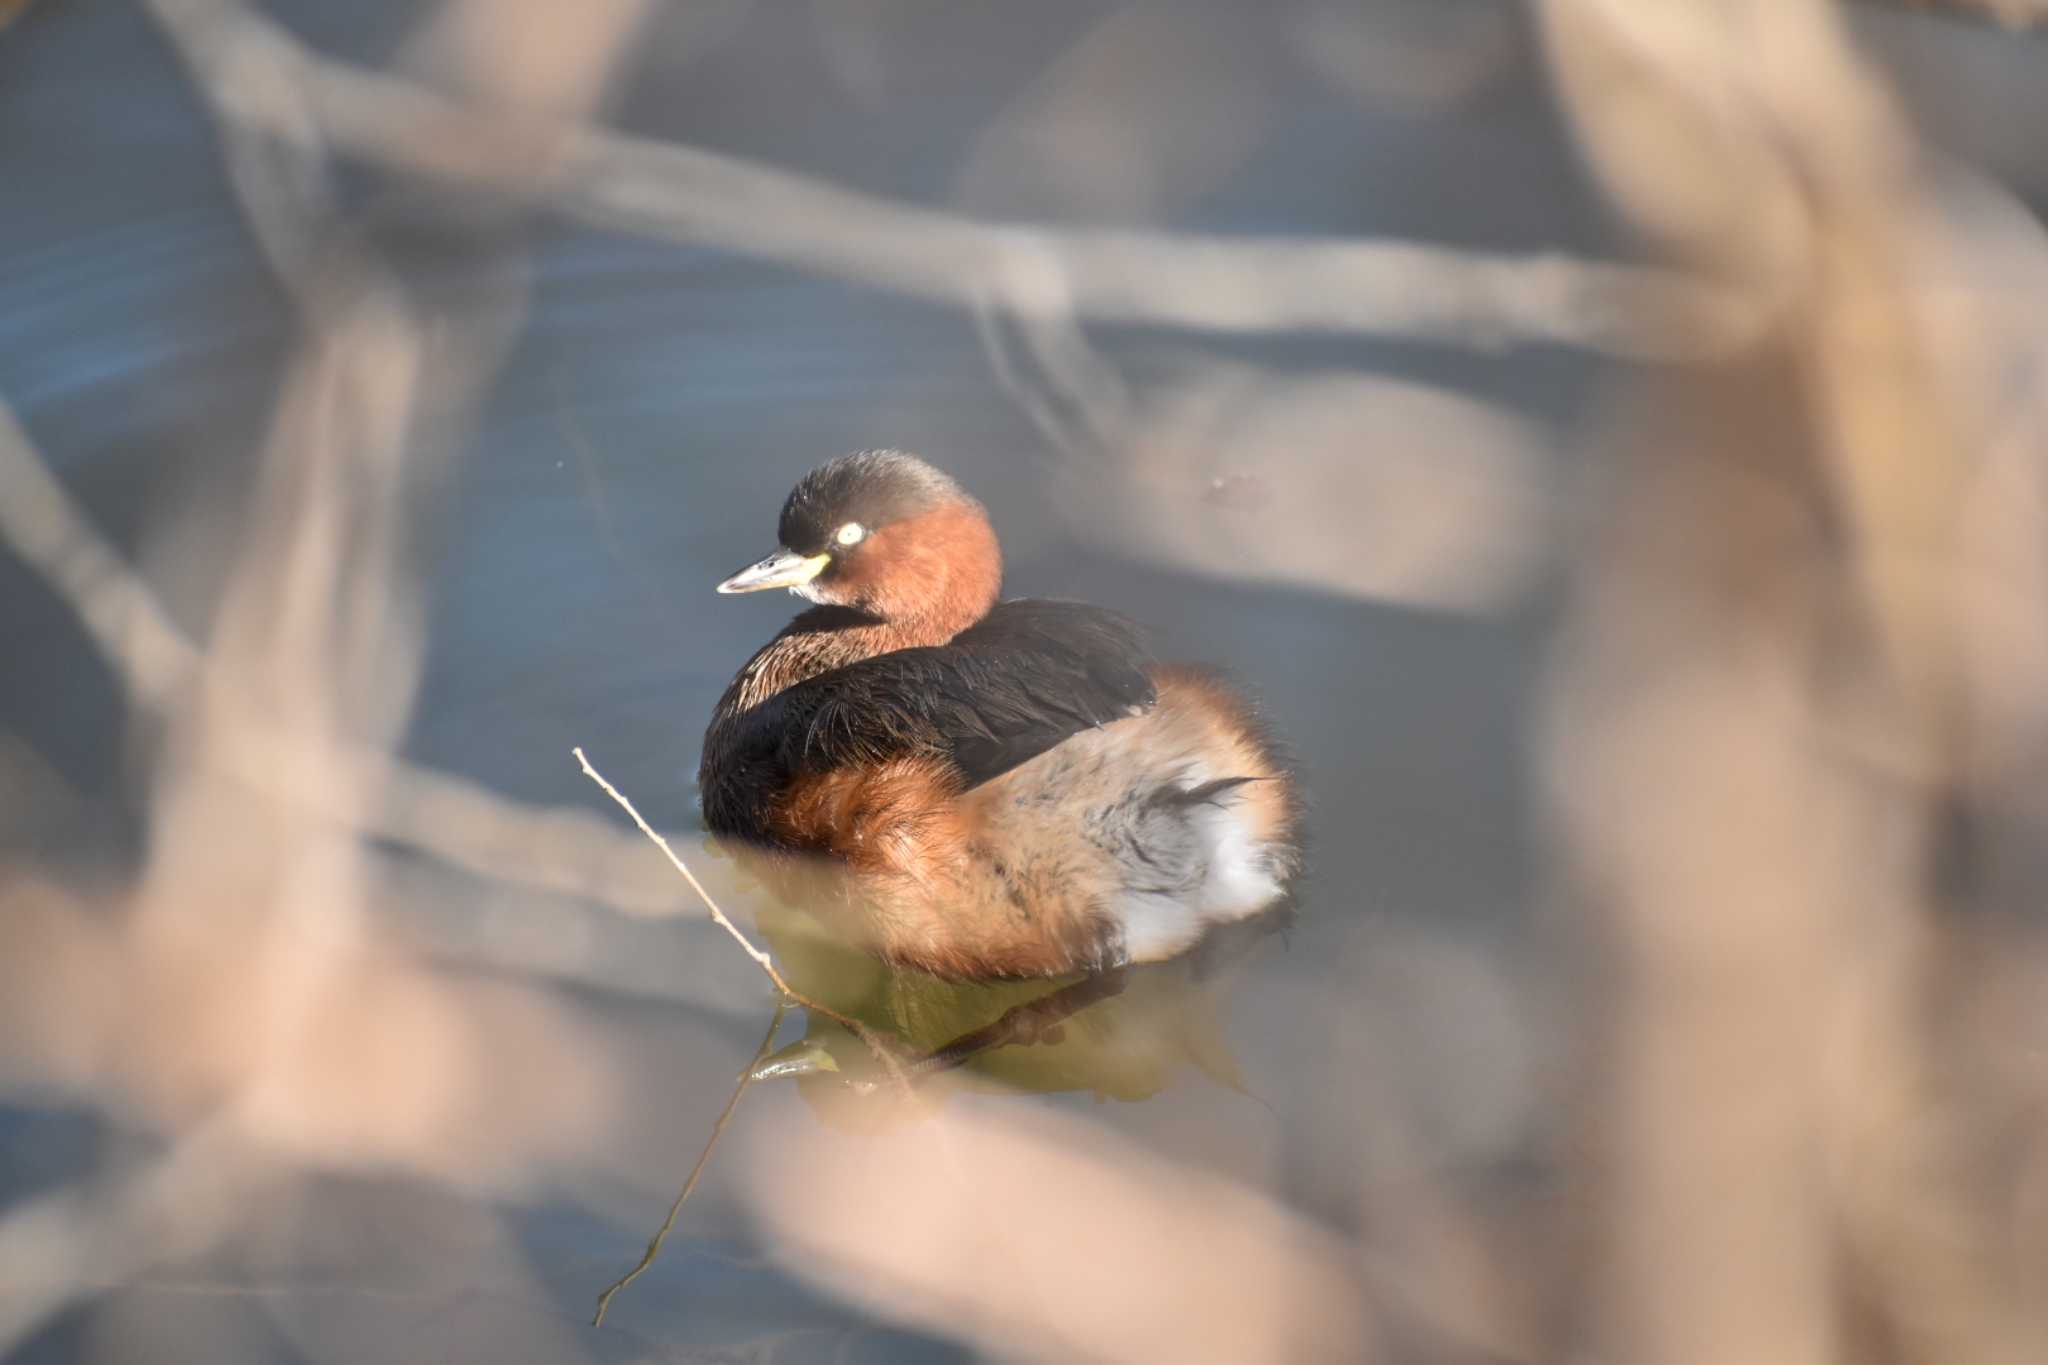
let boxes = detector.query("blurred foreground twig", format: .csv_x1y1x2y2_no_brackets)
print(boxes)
1544,0,2046,1358
164,0,1759,361
0,387,701,922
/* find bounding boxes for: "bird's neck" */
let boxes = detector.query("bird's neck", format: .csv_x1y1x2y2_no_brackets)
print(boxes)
719,604,964,716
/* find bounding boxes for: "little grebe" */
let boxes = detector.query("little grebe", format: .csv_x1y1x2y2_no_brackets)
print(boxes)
700,451,1302,979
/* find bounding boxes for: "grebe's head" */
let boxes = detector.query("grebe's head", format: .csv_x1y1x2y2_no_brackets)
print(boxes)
717,450,1002,629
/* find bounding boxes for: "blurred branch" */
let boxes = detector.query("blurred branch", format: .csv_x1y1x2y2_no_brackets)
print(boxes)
369,80,1760,359
745,1097,1372,1361
0,1122,249,1357
0,400,197,709
144,0,355,315
0,386,700,920
0,0,826,1353
1545,0,2037,1359
152,1,1759,360
1857,0,2048,26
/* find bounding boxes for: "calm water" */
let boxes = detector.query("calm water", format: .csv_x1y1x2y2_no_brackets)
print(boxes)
3,2,2043,1360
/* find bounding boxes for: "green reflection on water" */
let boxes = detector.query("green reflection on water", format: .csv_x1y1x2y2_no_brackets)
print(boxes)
751,895,1273,1118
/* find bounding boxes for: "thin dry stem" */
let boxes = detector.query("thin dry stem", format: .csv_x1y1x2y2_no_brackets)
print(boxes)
570,746,912,1090
593,999,787,1327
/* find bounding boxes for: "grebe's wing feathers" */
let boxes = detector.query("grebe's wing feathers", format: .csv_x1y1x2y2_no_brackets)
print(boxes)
944,600,1157,783
771,599,1155,790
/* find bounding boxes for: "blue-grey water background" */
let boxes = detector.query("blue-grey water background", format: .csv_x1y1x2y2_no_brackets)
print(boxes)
4,3,2047,1361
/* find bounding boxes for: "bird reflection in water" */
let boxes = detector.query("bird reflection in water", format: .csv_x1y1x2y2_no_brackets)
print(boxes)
736,872,1293,1114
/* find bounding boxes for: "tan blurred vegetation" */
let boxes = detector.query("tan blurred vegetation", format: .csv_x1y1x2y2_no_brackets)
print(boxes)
6,0,2048,1360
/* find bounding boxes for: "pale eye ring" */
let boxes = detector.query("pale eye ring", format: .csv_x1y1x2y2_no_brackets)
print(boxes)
834,522,866,547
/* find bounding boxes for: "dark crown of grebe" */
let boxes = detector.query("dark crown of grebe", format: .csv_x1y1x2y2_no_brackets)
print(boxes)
716,449,1001,629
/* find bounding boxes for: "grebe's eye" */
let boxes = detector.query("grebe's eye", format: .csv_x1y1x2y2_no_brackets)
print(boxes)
834,522,866,547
